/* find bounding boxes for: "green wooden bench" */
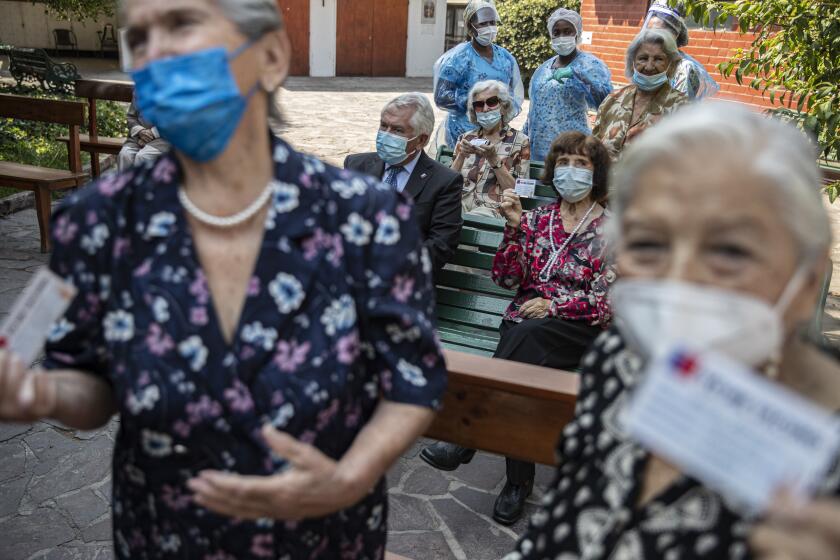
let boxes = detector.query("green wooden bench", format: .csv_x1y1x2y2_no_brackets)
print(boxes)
434,146,557,356
3,47,81,93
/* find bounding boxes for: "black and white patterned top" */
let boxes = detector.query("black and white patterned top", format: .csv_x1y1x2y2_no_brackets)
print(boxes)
505,329,840,560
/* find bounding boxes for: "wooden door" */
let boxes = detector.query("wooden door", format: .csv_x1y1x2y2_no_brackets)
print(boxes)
277,0,310,76
337,0,407,77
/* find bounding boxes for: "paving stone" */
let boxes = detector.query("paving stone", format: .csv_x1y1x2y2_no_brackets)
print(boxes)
82,517,113,543
24,428,82,468
0,474,31,517
0,439,26,482
450,485,539,536
448,451,505,491
403,465,451,496
44,544,115,559
0,507,76,559
0,423,31,443
387,457,412,490
430,497,518,560
387,531,457,560
56,489,110,529
26,437,113,505
387,493,439,532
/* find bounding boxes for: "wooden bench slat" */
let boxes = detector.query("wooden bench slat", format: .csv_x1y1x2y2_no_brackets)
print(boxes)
458,226,503,252
0,162,87,183
74,79,135,103
436,288,509,315
437,319,501,341
450,248,496,270
57,134,126,153
436,304,502,330
0,94,86,125
441,341,493,356
436,269,513,298
438,327,500,353
463,213,505,232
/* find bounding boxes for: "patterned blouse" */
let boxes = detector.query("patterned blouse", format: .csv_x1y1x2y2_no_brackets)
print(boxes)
491,202,614,325
593,83,688,160
524,51,613,163
43,136,447,559
505,330,840,560
455,125,531,219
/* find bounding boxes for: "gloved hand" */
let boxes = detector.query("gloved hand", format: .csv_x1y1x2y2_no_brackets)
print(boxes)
553,67,574,82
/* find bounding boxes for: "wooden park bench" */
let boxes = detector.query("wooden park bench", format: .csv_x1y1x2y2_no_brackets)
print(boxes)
3,47,80,93
57,79,134,177
0,94,88,252
434,146,555,356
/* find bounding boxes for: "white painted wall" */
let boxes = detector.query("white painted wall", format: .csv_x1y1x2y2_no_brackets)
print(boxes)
0,1,118,51
309,0,337,77
406,0,447,77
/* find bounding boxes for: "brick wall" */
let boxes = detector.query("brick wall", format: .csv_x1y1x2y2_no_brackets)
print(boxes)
579,0,772,109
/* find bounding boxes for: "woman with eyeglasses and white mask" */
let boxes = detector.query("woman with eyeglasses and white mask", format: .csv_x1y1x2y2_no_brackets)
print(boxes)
453,80,531,218
433,0,524,148
524,8,612,163
593,28,688,160
0,1,447,558
504,103,840,559
422,131,615,524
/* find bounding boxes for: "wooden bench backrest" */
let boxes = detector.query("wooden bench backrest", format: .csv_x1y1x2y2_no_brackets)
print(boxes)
74,79,135,103
0,94,85,173
428,349,579,464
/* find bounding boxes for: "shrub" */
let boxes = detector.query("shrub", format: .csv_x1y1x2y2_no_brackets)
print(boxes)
495,0,582,92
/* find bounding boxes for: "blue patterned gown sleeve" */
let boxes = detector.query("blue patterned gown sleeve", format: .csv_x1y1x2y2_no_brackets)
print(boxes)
434,42,525,148
524,51,613,163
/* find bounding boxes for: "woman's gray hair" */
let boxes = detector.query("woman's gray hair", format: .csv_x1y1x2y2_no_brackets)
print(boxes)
609,102,831,263
467,80,517,126
624,28,681,79
383,93,436,141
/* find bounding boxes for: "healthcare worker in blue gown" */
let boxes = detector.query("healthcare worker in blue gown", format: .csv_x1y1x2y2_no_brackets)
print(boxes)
433,0,524,148
524,8,613,163
643,1,720,100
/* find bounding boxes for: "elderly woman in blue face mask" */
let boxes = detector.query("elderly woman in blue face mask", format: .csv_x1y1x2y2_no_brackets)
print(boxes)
593,28,688,160
453,79,531,218
524,8,613,163
433,0,525,148
0,1,447,558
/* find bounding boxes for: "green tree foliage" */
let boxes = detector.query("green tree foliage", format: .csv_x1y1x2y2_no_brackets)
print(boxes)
494,0,581,91
31,0,115,21
679,0,840,200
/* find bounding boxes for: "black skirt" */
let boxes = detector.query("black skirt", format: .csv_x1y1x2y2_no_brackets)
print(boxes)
494,318,601,370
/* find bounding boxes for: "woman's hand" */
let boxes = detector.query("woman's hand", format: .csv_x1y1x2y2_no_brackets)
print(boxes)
750,492,840,560
457,137,478,157
0,350,57,423
476,143,501,168
188,425,368,520
500,188,523,229
519,298,551,319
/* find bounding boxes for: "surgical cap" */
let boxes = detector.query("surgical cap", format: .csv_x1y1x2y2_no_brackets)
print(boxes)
547,8,582,39
464,0,500,28
646,1,689,47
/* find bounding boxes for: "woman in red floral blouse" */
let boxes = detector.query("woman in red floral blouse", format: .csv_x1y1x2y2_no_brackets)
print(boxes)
421,131,616,525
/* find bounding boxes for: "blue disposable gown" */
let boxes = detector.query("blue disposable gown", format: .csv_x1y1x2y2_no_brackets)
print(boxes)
433,42,525,148
524,51,613,163
673,51,720,100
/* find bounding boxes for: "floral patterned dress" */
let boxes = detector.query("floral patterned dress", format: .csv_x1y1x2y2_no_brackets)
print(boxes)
592,83,688,160
43,136,447,559
455,125,531,218
491,202,615,325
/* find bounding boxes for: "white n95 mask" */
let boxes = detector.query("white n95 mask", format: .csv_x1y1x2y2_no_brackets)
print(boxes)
610,269,808,368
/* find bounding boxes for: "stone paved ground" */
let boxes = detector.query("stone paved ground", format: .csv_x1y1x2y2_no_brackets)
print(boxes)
3,61,840,560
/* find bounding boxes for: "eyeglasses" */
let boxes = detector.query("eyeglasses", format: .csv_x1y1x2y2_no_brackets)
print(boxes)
472,96,500,110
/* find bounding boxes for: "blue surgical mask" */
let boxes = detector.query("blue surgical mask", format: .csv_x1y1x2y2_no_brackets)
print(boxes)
476,109,502,129
553,165,593,202
633,69,669,91
131,42,256,163
376,130,418,166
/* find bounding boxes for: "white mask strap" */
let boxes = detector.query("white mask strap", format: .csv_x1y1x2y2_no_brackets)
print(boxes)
774,265,811,314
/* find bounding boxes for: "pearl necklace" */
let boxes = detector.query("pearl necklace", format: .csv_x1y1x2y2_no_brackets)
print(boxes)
538,202,598,283
178,181,275,229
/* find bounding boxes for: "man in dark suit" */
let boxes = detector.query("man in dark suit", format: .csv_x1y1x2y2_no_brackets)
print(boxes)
345,93,463,276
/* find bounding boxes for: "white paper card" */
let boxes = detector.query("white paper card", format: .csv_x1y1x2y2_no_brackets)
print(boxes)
0,268,77,365
514,178,537,198
624,347,840,512
469,138,490,148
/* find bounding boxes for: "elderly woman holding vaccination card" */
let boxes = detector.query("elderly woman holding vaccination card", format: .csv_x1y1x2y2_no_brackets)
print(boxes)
0,0,447,558
503,103,840,560
422,131,614,525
